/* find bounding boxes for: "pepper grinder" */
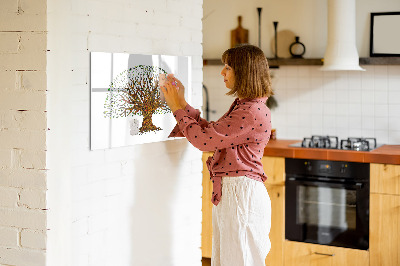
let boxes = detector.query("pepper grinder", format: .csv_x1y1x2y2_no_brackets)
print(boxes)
257,8,262,48
273,21,279,58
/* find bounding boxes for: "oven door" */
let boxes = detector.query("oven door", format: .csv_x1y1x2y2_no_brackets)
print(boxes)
285,177,369,250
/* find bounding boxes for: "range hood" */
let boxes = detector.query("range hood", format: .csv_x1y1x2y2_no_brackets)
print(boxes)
320,0,365,71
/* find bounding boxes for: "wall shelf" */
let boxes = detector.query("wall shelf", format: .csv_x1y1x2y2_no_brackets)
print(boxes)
203,57,400,67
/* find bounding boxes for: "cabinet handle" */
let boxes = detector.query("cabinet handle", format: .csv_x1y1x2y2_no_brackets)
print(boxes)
314,252,335,257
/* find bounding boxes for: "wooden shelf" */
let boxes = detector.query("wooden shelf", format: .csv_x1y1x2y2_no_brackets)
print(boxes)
359,57,400,65
203,58,323,67
203,57,400,67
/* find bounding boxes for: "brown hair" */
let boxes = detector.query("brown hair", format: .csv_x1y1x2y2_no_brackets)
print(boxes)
221,44,273,99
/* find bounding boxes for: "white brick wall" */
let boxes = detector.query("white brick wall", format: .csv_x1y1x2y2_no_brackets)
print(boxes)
47,1,203,266
0,0,48,265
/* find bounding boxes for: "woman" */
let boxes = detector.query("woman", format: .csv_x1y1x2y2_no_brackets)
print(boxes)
161,44,273,266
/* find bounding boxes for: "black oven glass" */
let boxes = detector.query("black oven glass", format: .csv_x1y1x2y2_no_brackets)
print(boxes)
298,186,356,238
285,158,369,250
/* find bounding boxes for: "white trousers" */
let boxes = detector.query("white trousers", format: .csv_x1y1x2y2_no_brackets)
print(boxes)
212,176,271,266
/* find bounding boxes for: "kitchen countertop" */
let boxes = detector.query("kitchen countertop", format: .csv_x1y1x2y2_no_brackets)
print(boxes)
263,139,400,165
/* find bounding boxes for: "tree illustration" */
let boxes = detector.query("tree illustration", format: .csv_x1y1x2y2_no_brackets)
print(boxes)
104,65,170,134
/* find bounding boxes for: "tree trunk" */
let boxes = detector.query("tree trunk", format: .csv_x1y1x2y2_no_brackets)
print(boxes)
139,112,161,134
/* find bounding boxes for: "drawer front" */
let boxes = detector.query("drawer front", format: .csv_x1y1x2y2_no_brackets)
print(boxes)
284,241,369,266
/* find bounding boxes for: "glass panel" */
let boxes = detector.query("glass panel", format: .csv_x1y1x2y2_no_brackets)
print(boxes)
297,186,356,230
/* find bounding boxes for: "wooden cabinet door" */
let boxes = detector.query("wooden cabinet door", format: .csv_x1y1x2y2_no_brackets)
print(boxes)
370,193,400,266
370,163,400,195
202,152,213,258
284,241,369,266
262,156,285,186
264,184,284,266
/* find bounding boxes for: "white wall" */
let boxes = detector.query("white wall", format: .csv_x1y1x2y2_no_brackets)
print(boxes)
203,0,400,58
203,0,400,145
47,0,203,266
0,0,48,265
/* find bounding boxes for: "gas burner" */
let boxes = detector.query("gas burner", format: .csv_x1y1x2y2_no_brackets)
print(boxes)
301,135,339,149
340,137,377,151
290,136,380,151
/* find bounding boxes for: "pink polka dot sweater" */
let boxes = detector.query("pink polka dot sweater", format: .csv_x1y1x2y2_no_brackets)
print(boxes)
168,97,271,206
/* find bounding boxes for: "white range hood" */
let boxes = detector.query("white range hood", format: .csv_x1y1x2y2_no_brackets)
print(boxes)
320,0,365,71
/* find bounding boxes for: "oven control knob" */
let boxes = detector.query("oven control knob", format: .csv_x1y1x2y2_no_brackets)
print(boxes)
304,161,312,171
340,164,347,174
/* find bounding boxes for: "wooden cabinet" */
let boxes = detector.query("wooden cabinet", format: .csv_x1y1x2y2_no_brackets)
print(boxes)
370,163,400,266
262,156,285,266
201,152,213,258
264,184,284,266
370,163,400,195
284,241,369,266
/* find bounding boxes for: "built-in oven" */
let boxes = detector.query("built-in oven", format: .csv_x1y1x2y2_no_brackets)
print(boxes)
285,158,370,250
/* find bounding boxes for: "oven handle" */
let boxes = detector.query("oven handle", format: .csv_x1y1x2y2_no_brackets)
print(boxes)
286,177,364,189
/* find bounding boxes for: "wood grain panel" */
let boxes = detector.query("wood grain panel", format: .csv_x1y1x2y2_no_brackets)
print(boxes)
370,193,400,266
264,184,285,266
284,241,369,266
262,156,285,185
370,163,400,195
201,152,213,258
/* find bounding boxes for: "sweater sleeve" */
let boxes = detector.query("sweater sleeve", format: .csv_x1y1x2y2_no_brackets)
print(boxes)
172,106,256,152
168,103,210,138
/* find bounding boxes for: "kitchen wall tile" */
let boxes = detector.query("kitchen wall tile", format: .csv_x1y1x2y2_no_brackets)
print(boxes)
361,75,374,91
349,128,362,137
362,116,375,130
335,72,349,90
298,77,311,89
322,70,335,78
362,129,375,138
387,65,400,76
336,128,349,140
310,66,323,77
375,104,389,117
348,103,362,116
349,116,362,129
388,91,400,104
336,90,349,103
336,103,349,116
286,77,299,89
388,75,400,91
348,71,362,90
323,115,336,129
388,131,400,143
374,65,388,77
361,104,375,116
336,115,348,128
311,102,324,114
323,103,336,115
374,117,389,130
323,87,336,103
348,90,362,103
388,117,400,131
374,77,388,91
285,66,298,77
361,90,374,103
298,67,311,78
374,130,389,144
310,77,324,89
204,65,400,144
389,104,400,117
374,90,388,104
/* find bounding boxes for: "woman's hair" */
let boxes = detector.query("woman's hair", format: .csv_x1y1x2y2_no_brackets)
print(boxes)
221,44,273,99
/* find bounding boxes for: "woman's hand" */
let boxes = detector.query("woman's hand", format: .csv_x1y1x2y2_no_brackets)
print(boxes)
169,75,187,108
160,76,184,113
